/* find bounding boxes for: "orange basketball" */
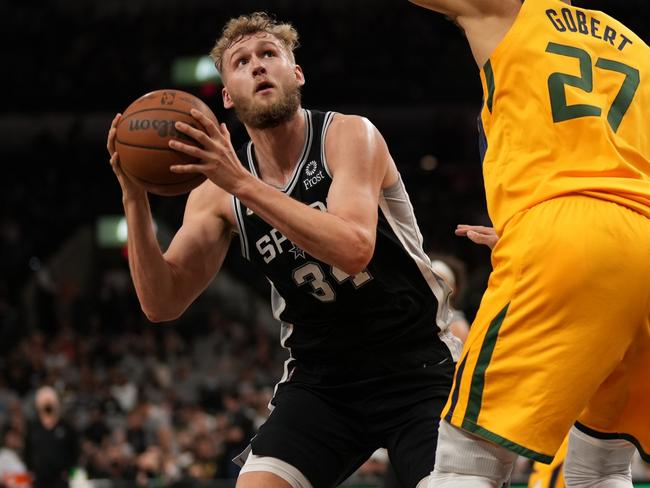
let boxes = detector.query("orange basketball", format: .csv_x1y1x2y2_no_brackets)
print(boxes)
115,89,217,196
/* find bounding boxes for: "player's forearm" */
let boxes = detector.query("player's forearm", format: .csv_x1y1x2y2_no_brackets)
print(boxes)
122,196,185,322
235,178,374,275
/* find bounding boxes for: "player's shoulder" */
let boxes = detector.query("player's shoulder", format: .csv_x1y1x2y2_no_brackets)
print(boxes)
322,112,392,179
325,112,380,145
328,112,374,130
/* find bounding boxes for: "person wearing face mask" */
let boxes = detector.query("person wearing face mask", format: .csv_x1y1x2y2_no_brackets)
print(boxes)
24,386,79,488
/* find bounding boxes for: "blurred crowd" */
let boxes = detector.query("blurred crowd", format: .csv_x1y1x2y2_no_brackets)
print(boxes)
0,299,286,486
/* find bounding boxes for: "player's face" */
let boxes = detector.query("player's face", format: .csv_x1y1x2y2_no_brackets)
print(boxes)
221,33,305,129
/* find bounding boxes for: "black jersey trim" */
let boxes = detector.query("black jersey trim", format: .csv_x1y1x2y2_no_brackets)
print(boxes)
232,196,251,260
320,111,335,178
245,109,314,194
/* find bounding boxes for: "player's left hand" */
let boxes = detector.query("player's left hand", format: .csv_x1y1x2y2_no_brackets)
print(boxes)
168,109,251,195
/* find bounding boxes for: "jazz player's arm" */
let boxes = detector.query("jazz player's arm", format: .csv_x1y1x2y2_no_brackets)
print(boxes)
122,184,233,322
236,114,390,276
170,112,390,276
408,0,528,67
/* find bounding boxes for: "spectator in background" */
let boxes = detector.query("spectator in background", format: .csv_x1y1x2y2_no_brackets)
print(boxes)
125,407,147,455
133,445,164,487
0,428,30,488
220,388,254,479
188,433,221,480
24,386,78,488
82,402,110,446
109,368,137,413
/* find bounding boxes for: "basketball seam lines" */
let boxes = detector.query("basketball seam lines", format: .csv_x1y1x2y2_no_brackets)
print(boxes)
121,166,202,186
118,107,193,122
115,139,192,151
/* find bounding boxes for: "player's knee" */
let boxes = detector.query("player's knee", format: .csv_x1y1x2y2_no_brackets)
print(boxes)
238,454,312,488
237,471,295,488
415,475,429,488
428,471,503,487
564,426,635,488
428,420,517,487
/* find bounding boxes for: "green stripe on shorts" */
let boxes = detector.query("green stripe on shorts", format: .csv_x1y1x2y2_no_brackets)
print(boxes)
463,302,509,425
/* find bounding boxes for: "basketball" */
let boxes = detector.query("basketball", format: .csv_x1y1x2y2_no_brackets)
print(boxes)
115,89,217,196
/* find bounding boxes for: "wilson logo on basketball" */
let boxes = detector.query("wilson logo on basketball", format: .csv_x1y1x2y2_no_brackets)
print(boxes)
128,119,190,139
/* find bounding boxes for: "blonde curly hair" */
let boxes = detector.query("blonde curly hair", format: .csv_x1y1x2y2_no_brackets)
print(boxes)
210,12,299,73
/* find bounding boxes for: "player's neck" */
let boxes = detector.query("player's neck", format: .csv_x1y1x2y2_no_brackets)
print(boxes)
248,108,306,177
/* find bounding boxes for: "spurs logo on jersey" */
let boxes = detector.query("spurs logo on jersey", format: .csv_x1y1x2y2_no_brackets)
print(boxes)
232,109,453,371
255,201,326,264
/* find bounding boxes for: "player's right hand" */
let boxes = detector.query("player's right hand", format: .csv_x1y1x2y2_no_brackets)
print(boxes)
107,113,146,199
455,224,499,249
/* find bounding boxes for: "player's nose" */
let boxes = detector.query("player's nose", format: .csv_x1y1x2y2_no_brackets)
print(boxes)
251,57,267,77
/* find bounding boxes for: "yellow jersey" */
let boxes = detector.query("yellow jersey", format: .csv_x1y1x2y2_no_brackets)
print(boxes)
479,0,650,234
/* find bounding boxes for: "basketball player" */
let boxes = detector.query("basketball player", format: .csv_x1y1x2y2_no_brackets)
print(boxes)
107,12,460,488
456,224,568,488
409,0,650,486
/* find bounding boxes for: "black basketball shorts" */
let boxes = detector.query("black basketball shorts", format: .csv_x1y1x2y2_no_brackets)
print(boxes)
245,356,455,488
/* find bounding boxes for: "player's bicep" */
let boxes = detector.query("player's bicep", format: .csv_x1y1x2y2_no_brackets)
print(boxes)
325,116,388,235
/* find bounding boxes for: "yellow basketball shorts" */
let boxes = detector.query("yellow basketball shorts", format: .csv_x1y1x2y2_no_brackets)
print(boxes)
442,195,650,463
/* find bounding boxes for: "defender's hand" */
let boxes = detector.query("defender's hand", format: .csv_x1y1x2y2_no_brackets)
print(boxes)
455,224,498,249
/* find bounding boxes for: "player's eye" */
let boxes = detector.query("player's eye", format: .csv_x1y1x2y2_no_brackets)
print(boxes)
236,57,248,67
263,50,275,58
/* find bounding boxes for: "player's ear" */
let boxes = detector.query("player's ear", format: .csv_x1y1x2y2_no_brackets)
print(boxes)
222,87,234,109
294,64,305,87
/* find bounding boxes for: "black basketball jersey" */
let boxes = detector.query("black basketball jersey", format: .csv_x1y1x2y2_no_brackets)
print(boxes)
232,109,453,366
